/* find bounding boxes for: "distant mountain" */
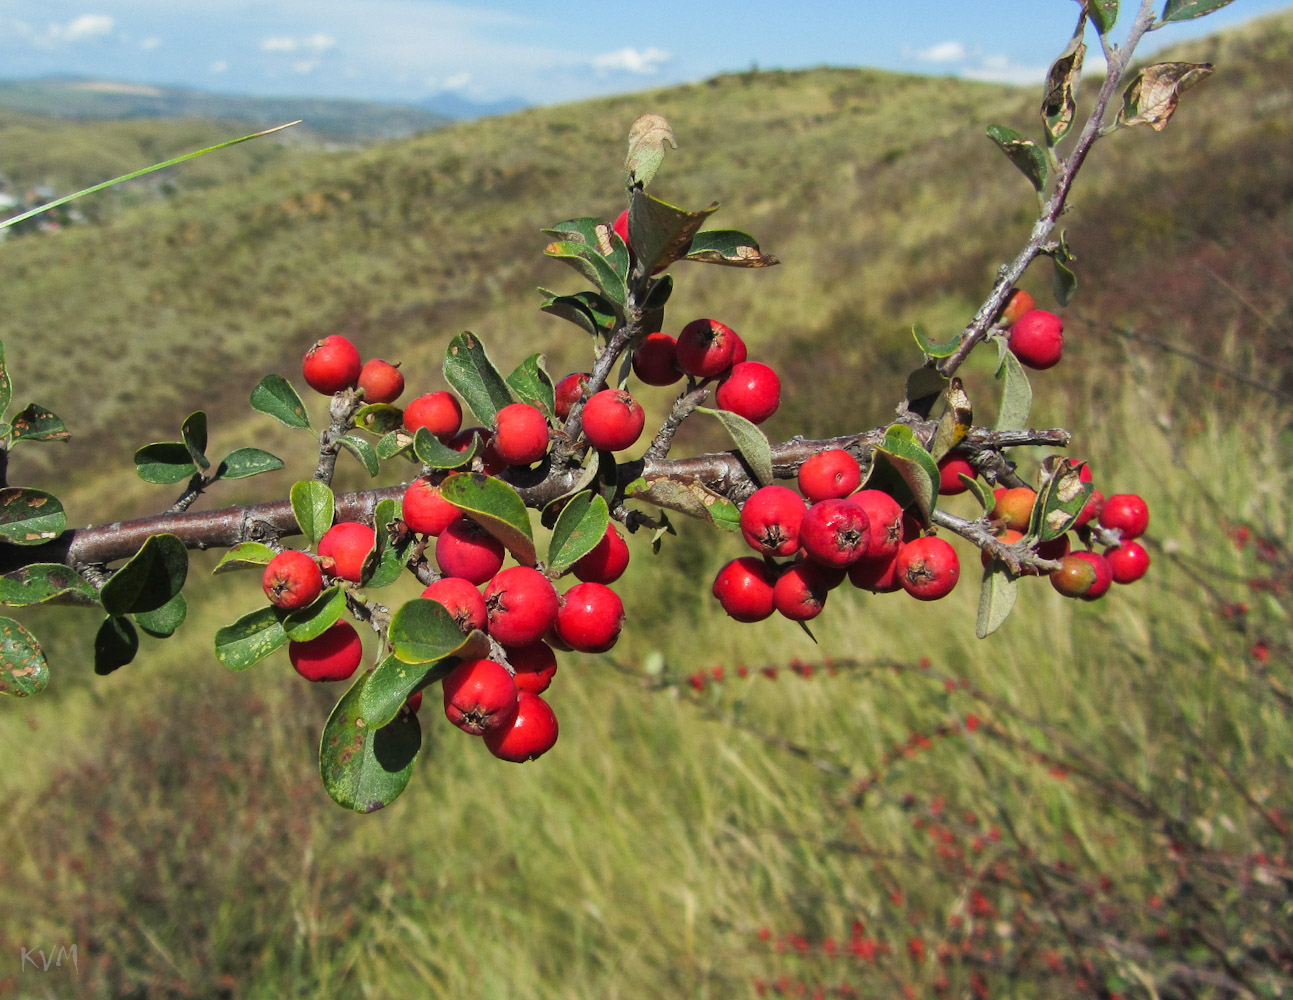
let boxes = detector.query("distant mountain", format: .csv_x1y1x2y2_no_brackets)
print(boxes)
415,92,529,120
0,76,453,144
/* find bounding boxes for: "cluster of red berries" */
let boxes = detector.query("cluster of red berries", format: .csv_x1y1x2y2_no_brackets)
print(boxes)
712,450,961,624
1001,289,1064,371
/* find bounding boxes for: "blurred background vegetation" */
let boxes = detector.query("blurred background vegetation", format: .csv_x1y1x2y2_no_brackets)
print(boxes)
0,8,1290,999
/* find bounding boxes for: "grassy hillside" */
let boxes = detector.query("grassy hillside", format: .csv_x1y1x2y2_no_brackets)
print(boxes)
1,8,1291,999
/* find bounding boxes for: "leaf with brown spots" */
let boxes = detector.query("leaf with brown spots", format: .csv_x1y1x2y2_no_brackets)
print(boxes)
0,617,49,696
320,671,422,813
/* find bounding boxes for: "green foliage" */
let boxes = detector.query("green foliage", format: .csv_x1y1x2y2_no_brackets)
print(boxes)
439,471,536,566
546,491,611,577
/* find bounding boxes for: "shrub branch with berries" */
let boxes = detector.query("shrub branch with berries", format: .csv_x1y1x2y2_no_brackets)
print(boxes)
0,0,1216,810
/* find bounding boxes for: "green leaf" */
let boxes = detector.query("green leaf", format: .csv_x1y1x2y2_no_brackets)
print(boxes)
985,124,1049,193
547,491,611,577
976,565,1019,639
338,434,380,477
962,475,997,513
1161,0,1237,21
354,403,405,436
543,240,628,308
251,374,312,430
0,341,10,417
1028,456,1095,541
543,217,631,286
283,586,347,641
1085,0,1119,32
0,488,66,545
913,324,962,361
0,563,97,607
134,592,188,638
1051,255,1078,306
442,332,515,425
0,617,48,696
927,379,973,464
214,447,285,481
506,354,556,419
904,365,950,419
1041,27,1086,145
365,497,412,589
629,190,721,275
1116,62,1214,132
100,533,189,616
319,671,423,813
10,404,70,444
94,616,138,675
133,442,196,484
868,425,940,525
682,228,779,268
388,598,482,665
181,411,210,471
538,288,619,341
625,112,677,189
696,406,774,487
377,430,413,461
291,480,335,547
360,634,490,730
215,605,288,671
414,426,473,469
624,477,741,530
438,472,536,566
995,348,1033,431
213,542,278,574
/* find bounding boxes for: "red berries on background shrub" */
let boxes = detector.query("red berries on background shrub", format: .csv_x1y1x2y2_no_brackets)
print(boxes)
676,318,738,378
797,449,860,502
484,566,560,646
317,521,376,583
1106,541,1150,584
896,536,960,600
937,455,975,496
262,550,323,610
800,498,871,568
402,477,460,537
492,402,550,466
1008,309,1064,370
357,358,404,404
712,557,776,623
403,390,463,441
740,485,806,558
435,516,505,585
582,388,646,452
421,577,487,633
556,582,625,653
845,490,905,562
1099,493,1150,540
572,523,630,584
505,641,558,694
773,561,830,621
288,620,363,682
302,334,362,395
441,657,518,735
992,487,1036,533
716,361,781,424
484,691,559,762
554,372,589,420
632,332,683,386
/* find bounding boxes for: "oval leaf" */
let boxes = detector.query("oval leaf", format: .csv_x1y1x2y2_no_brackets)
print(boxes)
414,426,473,469
1028,456,1095,542
215,447,285,480
0,488,67,545
1162,0,1237,21
133,442,195,484
291,480,335,547
0,617,48,696
359,634,490,730
338,434,380,477
696,406,774,488
1116,62,1214,133
682,228,778,268
624,476,740,531
1085,0,1119,32
629,191,721,274
251,374,312,430
181,411,210,470
995,348,1033,431
100,533,188,616
134,592,188,639
94,615,138,675
538,288,618,341
1041,31,1085,145
354,403,405,436
506,354,556,419
438,472,535,566
625,112,677,189
0,563,97,607
913,324,962,361
10,404,70,444
283,586,347,641
215,605,288,671
985,124,1048,193
365,498,412,590
547,491,611,577
543,240,627,309
213,541,278,574
389,598,483,665
442,332,516,425
976,565,1020,639
868,425,939,525
320,671,423,813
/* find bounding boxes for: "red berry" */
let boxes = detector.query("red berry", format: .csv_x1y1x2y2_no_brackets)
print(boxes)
1105,541,1150,584
317,521,376,584
797,449,860,502
402,477,460,537
676,318,738,378
288,620,362,682
728,331,748,367
405,690,423,714
504,641,558,694
262,550,323,610
448,427,507,475
740,485,806,558
357,358,404,404
1008,309,1064,370
435,516,505,585
441,658,518,735
1074,550,1114,600
716,361,781,424
582,388,645,452
484,691,558,762
1074,488,1104,528
556,582,624,653
992,487,1036,533
896,536,960,600
403,391,463,441
484,566,560,646
1099,493,1149,540
572,523,630,584
632,332,682,386
848,549,902,593
1001,288,1035,326
420,577,487,633
491,402,550,466
712,557,776,623
554,372,589,421
937,456,975,496
773,561,831,621
800,498,871,568
1050,553,1098,598
302,335,362,396
845,489,904,562
612,209,629,245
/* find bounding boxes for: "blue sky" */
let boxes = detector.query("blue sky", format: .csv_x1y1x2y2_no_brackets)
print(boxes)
1,1,1288,107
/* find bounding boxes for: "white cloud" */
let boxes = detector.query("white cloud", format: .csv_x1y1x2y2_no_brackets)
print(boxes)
260,33,336,54
442,71,470,90
592,46,670,75
961,54,1050,86
913,40,967,63
57,14,114,42
139,36,162,51
208,59,228,74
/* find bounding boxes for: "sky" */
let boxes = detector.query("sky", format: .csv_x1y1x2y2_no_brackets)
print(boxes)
1,1,1290,110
